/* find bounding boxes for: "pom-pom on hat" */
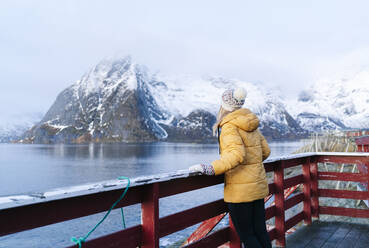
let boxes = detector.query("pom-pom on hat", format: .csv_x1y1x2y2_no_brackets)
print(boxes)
221,87,247,111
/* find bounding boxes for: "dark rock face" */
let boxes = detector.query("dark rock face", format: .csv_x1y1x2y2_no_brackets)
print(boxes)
22,58,158,143
23,89,158,143
21,57,309,144
296,112,346,132
162,110,217,143
256,101,308,140
136,77,170,140
259,114,307,140
21,58,217,144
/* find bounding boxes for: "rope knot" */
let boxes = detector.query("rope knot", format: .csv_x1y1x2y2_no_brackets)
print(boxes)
71,237,85,248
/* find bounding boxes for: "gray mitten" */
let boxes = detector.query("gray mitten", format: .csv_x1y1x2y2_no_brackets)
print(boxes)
201,164,215,175
189,164,215,175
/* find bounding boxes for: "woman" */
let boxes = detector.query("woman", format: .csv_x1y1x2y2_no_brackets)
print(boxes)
189,87,271,248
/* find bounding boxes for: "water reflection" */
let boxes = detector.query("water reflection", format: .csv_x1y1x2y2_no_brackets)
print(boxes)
0,141,303,196
33,143,161,160
0,141,304,248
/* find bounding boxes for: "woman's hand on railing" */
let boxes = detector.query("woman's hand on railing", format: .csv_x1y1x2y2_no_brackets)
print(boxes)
189,164,215,175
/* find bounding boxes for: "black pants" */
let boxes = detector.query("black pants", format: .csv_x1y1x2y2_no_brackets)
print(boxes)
228,199,272,248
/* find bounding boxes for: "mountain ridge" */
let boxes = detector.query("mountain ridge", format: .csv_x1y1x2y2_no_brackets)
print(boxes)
2,57,367,143
286,70,369,132
19,57,307,143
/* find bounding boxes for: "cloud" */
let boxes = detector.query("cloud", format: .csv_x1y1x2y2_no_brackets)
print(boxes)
313,46,369,81
1,0,369,118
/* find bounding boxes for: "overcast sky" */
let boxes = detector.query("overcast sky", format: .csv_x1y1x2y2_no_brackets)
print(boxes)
2,0,369,121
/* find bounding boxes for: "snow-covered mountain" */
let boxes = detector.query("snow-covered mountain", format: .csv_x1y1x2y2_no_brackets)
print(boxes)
21,57,306,144
287,71,369,132
0,113,42,143
150,75,306,140
16,57,369,143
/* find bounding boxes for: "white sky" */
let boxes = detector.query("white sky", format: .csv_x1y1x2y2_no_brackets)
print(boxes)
1,0,369,120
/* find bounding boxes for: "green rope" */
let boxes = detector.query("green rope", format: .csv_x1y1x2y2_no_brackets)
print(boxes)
71,176,130,248
120,208,126,229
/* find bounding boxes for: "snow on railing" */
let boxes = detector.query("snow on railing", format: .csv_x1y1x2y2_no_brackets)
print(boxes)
0,152,368,248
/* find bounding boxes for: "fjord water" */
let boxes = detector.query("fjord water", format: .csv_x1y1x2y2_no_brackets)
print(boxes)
0,141,303,247
0,142,303,196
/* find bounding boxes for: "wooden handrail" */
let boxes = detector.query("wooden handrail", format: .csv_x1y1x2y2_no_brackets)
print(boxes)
1,152,368,248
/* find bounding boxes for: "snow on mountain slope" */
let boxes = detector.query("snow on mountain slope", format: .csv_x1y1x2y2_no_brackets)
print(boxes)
77,57,138,97
22,56,307,143
42,56,139,127
149,75,260,117
9,56,369,143
148,75,305,139
0,113,42,142
23,56,168,143
287,70,369,131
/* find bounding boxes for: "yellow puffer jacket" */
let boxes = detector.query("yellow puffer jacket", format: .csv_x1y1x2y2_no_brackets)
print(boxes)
211,108,271,203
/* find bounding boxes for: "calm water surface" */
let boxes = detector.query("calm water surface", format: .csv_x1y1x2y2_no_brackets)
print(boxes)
0,141,303,247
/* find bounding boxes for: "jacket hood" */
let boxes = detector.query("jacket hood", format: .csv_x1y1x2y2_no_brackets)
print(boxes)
220,108,259,132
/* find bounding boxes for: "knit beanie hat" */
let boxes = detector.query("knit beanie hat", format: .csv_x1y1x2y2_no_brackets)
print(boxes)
221,87,247,111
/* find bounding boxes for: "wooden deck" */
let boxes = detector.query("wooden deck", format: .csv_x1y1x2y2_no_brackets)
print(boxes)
285,221,369,248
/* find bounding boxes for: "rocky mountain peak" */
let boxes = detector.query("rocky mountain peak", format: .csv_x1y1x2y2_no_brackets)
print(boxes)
77,56,138,97
288,69,369,131
20,57,310,143
15,56,368,144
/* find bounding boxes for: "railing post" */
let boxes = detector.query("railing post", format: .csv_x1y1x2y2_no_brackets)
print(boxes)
141,183,159,248
302,157,312,225
229,215,242,248
367,161,369,206
274,160,286,247
310,157,319,219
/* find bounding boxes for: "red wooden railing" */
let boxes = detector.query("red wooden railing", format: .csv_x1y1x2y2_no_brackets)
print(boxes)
346,130,369,137
0,152,368,248
182,184,300,247
355,136,369,152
